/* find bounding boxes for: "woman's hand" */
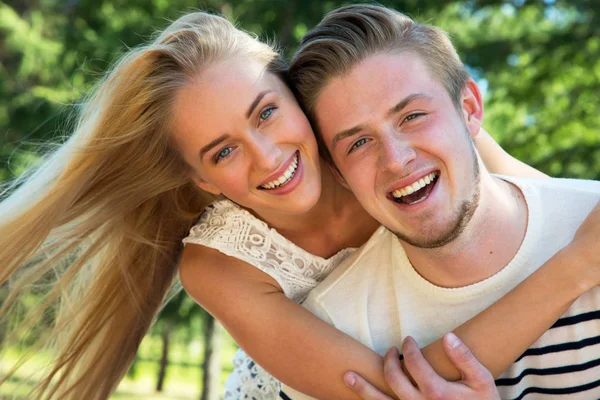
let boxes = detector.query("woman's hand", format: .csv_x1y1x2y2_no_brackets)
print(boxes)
343,333,499,400
475,128,548,178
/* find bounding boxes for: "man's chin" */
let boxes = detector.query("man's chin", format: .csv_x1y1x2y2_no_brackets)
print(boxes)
390,212,472,249
390,227,461,249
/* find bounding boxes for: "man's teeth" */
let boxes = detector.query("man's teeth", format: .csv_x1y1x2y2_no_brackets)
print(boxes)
260,155,299,190
391,171,437,199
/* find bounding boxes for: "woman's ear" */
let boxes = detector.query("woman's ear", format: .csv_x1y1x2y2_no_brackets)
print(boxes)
192,176,222,195
461,79,484,139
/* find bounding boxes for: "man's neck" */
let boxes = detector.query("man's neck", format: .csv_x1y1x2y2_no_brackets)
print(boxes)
401,172,529,288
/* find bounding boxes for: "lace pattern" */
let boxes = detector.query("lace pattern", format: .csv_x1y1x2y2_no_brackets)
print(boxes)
183,199,354,303
183,199,355,399
223,349,281,400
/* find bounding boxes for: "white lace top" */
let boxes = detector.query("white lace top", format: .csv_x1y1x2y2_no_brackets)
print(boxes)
183,199,355,399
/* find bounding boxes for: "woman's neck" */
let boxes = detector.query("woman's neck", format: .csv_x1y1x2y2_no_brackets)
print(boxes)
254,159,379,258
258,159,352,230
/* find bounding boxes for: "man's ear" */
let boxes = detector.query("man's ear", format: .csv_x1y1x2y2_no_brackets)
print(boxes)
328,162,350,189
461,79,484,139
192,176,222,196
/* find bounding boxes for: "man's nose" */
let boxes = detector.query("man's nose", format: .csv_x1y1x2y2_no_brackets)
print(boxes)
378,132,417,174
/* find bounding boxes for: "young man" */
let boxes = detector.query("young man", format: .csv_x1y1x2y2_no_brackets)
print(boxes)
287,4,600,399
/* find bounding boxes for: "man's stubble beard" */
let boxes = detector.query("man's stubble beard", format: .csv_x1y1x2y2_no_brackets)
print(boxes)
391,140,481,249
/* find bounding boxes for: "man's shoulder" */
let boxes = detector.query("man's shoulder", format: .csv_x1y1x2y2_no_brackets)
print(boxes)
498,175,600,196
537,176,599,194
499,175,600,217
500,176,599,242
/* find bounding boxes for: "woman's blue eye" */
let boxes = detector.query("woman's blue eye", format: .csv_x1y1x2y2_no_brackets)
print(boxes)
259,107,274,121
349,138,368,153
214,147,232,163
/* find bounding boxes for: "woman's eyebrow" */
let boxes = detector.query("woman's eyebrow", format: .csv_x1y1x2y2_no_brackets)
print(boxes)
246,90,274,118
199,134,230,160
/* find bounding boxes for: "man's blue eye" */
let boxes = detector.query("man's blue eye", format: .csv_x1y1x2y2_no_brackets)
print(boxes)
405,113,423,122
349,138,368,153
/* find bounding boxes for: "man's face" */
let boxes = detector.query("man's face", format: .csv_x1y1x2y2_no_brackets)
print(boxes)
314,52,484,248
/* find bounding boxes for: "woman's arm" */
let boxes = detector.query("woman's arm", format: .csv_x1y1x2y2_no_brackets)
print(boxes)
420,244,590,380
179,203,599,399
475,128,548,178
179,244,394,399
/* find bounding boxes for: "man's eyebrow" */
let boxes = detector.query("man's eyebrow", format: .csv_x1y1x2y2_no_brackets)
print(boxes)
331,125,365,150
330,94,433,151
199,134,229,160
246,90,274,118
386,93,433,118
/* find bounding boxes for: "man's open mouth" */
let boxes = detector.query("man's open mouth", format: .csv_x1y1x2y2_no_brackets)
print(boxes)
390,171,439,205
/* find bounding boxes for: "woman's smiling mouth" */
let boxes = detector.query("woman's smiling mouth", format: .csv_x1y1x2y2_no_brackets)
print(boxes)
259,151,300,190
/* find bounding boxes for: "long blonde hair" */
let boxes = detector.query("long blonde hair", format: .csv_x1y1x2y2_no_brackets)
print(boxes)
0,12,282,399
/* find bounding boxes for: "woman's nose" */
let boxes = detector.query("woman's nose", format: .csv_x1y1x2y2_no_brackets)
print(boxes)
248,131,283,172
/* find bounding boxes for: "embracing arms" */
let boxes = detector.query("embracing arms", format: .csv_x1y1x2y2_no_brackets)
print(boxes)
179,204,599,399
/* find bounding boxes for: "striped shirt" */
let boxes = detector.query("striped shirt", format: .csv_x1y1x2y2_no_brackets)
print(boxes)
494,305,600,399
293,176,600,400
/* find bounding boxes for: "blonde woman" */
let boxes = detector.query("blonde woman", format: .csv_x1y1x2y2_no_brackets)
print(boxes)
1,11,598,400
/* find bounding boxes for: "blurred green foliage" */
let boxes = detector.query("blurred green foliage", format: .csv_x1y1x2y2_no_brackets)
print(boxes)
1,0,599,183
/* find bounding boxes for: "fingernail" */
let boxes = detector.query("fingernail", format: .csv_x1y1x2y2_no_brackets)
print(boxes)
343,372,356,387
403,335,416,348
446,332,461,349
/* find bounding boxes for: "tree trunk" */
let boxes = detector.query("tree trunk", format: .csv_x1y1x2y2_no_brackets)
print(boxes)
200,314,222,400
156,326,171,392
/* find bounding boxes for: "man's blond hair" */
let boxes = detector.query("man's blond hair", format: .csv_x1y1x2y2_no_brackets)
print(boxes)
289,4,471,163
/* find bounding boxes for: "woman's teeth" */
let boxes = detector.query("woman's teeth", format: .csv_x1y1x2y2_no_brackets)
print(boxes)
260,155,299,190
391,171,438,199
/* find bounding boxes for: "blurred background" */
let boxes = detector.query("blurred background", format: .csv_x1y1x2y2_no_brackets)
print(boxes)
1,0,599,398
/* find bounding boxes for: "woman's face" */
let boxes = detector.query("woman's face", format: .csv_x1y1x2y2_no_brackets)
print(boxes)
172,57,322,216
